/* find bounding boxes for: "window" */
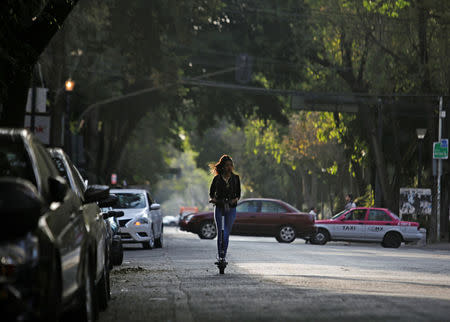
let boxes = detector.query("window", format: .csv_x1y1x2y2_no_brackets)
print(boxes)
260,201,287,213
368,210,392,221
114,193,146,209
0,137,36,185
68,161,86,194
344,209,367,221
237,201,260,213
52,157,69,181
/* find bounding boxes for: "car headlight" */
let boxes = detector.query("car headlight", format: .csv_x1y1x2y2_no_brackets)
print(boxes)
134,217,149,226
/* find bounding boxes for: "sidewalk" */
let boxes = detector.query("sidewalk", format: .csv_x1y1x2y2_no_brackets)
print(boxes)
406,242,450,251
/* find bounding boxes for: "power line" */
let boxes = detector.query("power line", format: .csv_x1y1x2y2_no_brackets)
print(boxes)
181,78,446,100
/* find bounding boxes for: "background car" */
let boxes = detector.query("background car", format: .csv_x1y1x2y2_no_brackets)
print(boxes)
313,207,422,248
178,206,198,224
163,215,179,226
0,129,106,321
110,189,163,249
48,148,111,311
101,208,124,267
179,198,315,243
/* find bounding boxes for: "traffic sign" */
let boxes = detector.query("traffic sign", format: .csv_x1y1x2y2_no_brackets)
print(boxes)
433,139,448,159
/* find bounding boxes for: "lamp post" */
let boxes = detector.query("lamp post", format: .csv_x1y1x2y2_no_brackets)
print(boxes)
416,128,427,187
65,79,75,156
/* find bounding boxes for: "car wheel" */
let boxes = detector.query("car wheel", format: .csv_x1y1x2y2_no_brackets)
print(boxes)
199,221,217,239
277,225,296,243
155,226,163,248
142,232,155,249
97,262,109,311
111,236,123,266
76,254,97,322
313,229,330,245
382,232,402,248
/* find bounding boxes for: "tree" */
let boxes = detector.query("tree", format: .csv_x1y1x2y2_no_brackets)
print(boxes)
0,0,79,126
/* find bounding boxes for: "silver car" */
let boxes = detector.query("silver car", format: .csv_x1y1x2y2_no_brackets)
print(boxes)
110,189,163,249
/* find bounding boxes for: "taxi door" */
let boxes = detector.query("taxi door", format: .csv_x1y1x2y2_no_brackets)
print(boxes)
365,209,395,241
334,209,368,240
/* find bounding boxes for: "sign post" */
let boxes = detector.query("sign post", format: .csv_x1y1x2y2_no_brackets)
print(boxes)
433,97,445,241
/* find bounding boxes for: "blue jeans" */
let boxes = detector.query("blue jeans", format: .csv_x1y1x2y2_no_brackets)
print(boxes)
214,206,236,258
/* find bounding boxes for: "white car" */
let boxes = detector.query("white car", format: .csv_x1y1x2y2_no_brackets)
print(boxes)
110,189,163,249
313,207,422,248
163,215,179,226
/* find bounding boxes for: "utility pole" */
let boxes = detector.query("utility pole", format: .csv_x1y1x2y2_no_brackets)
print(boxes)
436,96,444,241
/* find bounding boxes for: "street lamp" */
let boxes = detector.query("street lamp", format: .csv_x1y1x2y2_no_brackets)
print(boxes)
416,128,427,187
65,79,75,156
65,79,75,91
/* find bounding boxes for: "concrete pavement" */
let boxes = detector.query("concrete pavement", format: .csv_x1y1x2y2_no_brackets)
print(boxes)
100,227,450,322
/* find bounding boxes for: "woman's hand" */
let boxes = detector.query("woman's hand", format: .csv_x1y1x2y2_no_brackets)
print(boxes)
231,198,238,205
209,198,217,204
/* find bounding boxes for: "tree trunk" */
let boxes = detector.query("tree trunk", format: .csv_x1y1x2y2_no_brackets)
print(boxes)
0,65,31,127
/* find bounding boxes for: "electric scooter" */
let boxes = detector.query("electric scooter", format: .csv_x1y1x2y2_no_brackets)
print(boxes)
211,199,229,274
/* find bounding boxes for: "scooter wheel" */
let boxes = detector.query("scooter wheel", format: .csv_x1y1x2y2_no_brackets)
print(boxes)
219,267,225,274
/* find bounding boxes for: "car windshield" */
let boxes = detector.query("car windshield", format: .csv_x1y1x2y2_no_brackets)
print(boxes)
331,210,347,220
114,193,146,209
0,136,36,185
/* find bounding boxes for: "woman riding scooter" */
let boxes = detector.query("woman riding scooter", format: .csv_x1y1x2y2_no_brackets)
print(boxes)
209,155,241,269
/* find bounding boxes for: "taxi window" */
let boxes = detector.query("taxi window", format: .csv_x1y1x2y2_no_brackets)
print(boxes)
344,209,367,221
368,210,392,221
237,201,260,213
260,201,287,213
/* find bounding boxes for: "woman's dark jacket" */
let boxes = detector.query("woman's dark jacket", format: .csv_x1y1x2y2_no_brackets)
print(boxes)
209,173,241,208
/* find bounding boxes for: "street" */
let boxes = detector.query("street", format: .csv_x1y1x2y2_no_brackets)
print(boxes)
100,227,450,322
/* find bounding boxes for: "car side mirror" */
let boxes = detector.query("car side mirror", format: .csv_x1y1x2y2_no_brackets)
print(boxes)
102,210,124,220
0,178,45,240
49,176,69,202
150,203,160,210
98,194,118,208
113,210,124,218
85,185,110,203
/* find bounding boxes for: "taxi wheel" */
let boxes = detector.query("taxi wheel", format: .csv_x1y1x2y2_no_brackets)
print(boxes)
313,229,329,245
382,232,402,248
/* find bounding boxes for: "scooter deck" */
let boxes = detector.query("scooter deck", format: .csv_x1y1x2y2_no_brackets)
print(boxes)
215,259,227,274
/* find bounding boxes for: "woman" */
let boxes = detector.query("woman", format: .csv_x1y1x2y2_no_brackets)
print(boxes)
209,155,241,262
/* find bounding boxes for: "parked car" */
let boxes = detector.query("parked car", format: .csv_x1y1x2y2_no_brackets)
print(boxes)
48,147,111,311
312,207,422,248
0,129,107,321
110,189,163,249
163,215,179,226
179,198,315,243
178,206,198,223
101,208,124,267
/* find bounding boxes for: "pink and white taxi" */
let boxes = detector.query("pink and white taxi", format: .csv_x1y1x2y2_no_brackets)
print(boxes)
312,207,422,248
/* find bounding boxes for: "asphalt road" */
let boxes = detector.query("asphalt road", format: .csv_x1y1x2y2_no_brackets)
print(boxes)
100,227,450,322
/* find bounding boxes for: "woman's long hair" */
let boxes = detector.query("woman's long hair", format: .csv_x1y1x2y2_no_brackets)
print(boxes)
210,155,234,176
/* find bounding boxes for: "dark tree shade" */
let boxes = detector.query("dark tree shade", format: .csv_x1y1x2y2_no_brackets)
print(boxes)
0,0,79,126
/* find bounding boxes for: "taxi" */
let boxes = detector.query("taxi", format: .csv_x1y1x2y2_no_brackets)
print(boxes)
312,207,422,248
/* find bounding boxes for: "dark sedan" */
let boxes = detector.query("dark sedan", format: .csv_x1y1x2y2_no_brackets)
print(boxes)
0,129,108,321
179,198,315,243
